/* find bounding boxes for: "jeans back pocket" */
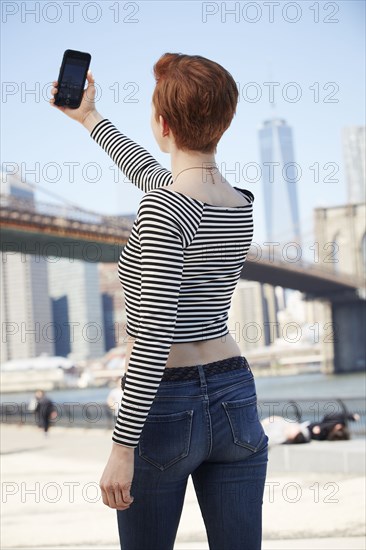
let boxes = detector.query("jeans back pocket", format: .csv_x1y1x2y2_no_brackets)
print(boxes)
222,395,266,453
138,409,194,471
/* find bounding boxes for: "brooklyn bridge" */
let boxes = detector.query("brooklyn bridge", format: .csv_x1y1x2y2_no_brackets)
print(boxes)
1,189,365,375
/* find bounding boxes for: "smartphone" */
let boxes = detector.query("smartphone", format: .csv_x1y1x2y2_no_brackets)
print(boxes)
54,49,91,109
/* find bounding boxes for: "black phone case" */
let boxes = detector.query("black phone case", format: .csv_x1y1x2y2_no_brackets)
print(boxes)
54,49,91,109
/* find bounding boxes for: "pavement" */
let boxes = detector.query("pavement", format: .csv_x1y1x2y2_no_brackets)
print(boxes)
1,423,365,550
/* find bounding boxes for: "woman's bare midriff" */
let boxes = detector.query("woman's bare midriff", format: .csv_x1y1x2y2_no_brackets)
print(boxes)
124,332,242,373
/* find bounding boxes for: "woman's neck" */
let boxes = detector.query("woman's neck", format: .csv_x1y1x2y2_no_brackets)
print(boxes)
170,147,217,184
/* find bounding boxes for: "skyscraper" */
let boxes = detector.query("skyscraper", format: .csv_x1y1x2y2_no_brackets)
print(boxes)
0,252,54,363
98,262,127,352
258,118,302,247
342,126,366,204
48,258,105,360
258,117,302,323
1,172,54,362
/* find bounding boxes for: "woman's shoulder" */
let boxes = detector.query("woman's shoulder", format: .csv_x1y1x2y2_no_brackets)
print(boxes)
233,187,254,204
137,188,203,247
138,187,203,219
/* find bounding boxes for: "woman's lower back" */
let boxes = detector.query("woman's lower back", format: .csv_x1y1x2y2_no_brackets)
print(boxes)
124,332,242,371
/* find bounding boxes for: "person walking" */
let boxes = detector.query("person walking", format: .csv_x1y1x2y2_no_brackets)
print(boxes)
50,52,269,550
33,389,57,437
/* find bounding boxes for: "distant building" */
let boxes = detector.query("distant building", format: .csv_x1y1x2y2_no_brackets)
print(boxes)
257,117,303,339
0,252,54,362
277,289,325,343
98,262,127,352
228,280,280,352
1,172,54,362
0,169,34,202
342,126,366,204
258,117,302,247
314,202,366,279
229,278,326,358
48,258,105,361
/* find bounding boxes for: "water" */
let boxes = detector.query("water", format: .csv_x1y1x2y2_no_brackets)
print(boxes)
1,371,365,405
255,371,366,400
2,371,365,437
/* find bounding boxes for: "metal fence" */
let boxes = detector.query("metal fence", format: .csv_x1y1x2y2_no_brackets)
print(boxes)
1,396,365,438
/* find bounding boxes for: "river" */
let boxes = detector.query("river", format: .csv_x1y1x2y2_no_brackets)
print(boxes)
1,370,365,404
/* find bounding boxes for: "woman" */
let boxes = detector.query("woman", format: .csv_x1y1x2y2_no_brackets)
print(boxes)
50,52,269,550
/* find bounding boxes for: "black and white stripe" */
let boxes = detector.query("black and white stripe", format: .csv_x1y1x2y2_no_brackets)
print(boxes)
91,119,255,448
90,119,172,191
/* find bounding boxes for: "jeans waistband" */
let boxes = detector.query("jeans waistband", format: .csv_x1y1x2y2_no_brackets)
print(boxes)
121,355,250,391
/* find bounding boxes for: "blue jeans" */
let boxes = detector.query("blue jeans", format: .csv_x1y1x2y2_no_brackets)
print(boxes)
117,357,269,550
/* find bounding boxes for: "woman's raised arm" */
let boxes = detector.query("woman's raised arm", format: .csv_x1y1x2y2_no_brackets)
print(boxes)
50,70,173,192
88,118,173,193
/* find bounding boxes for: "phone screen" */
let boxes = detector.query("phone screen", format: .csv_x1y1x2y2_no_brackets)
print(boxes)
55,50,91,108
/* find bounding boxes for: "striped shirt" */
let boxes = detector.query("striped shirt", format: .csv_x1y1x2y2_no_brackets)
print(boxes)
91,118,255,448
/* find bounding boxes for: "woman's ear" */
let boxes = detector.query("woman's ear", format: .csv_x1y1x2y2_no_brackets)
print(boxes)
159,114,170,137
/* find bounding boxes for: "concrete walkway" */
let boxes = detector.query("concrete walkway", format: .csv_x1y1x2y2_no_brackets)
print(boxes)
1,424,365,549
267,438,365,474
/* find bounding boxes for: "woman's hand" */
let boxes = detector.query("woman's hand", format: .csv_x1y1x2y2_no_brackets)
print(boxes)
99,444,135,510
49,69,98,126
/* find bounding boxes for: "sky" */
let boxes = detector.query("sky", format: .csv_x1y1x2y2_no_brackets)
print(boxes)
1,0,365,251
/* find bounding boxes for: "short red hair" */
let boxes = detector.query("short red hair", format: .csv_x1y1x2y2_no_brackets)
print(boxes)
152,53,239,153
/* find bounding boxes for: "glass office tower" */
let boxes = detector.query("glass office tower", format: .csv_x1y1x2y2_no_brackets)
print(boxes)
258,117,302,318
259,118,302,247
